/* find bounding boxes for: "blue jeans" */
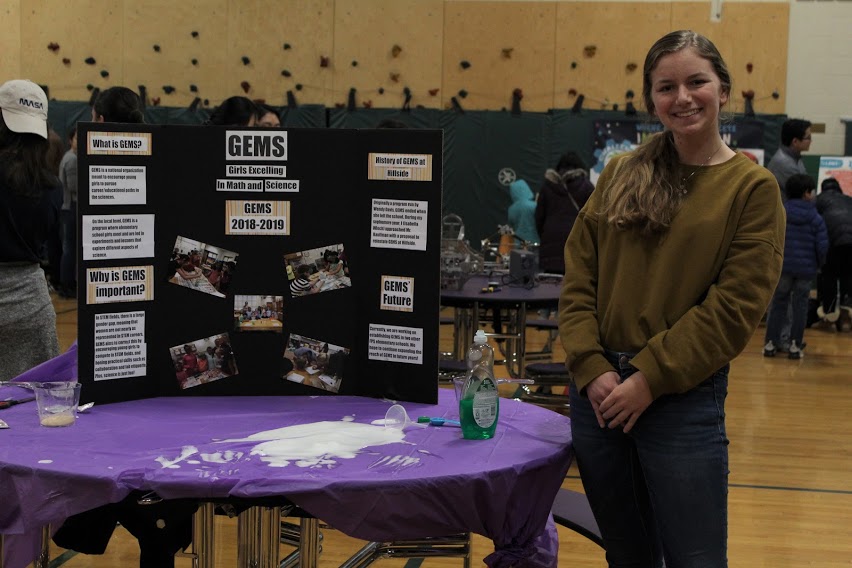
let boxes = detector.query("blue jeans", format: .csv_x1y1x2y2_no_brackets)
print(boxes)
765,274,811,346
569,350,729,567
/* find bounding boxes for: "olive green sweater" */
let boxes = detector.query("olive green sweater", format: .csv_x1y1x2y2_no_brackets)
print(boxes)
558,152,785,399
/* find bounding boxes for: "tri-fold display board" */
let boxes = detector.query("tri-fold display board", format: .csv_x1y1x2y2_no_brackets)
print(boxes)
76,123,442,405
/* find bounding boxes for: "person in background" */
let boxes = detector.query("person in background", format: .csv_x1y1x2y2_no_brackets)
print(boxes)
815,177,852,320
174,360,188,386
535,151,594,274
765,118,812,350
286,355,322,388
196,352,209,373
256,103,281,127
293,343,317,365
290,264,321,297
181,344,198,376
0,79,62,382
43,128,65,293
175,259,202,283
207,346,220,368
207,96,259,127
559,31,784,566
324,249,343,279
218,261,234,294
507,179,539,244
764,174,828,358
207,261,223,290
92,87,145,123
58,127,78,298
767,118,811,200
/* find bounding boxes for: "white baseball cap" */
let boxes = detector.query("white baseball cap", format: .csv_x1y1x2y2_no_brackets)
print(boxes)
0,80,48,139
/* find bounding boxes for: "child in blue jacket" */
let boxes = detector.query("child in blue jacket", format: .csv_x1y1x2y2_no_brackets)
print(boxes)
764,174,829,359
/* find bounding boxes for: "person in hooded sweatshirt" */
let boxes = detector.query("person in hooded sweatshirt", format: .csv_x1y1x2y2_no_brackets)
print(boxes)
763,174,828,359
815,177,852,317
535,152,595,274
507,179,539,244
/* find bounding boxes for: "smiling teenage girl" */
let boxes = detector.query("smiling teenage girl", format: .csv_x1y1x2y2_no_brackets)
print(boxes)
558,31,785,567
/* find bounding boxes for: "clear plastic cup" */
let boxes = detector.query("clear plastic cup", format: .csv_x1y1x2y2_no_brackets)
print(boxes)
34,382,81,427
453,376,466,403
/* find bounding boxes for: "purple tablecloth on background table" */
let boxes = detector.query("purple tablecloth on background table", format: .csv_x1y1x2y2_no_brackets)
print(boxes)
441,275,561,307
0,389,572,568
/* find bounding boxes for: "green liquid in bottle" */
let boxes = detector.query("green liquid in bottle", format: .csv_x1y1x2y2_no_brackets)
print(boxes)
459,369,499,440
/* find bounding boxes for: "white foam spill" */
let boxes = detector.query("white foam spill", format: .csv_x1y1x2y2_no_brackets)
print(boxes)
156,445,198,469
200,450,244,463
220,420,406,468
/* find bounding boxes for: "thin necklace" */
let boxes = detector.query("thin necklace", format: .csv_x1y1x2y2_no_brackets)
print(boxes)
678,142,725,195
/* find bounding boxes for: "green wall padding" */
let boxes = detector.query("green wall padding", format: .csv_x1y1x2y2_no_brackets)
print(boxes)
441,110,550,251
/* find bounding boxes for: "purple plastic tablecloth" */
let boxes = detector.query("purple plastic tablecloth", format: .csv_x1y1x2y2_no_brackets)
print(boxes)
0,390,572,568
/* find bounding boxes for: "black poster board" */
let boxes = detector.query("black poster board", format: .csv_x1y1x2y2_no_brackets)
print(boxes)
76,124,442,405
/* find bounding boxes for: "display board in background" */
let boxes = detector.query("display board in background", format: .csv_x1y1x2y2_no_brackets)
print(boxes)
76,123,442,405
817,156,852,196
590,118,767,184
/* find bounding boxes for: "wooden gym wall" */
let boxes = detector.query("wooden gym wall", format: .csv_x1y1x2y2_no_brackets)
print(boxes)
0,0,788,114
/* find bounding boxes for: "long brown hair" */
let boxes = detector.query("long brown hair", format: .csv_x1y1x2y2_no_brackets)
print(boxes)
600,30,731,235
0,115,55,199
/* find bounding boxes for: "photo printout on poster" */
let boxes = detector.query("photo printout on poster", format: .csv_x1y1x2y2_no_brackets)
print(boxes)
368,153,433,181
89,166,147,205
86,265,154,305
380,275,414,312
368,324,423,365
83,214,155,260
94,311,147,381
371,199,428,251
87,132,152,156
225,201,291,236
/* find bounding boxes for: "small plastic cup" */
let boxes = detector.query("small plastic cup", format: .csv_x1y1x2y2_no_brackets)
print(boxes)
34,382,81,427
453,376,466,403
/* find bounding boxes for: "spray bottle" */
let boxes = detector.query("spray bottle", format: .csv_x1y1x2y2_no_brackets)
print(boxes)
459,330,499,439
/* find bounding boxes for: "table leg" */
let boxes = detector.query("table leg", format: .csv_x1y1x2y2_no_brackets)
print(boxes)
33,525,50,568
237,506,259,567
238,506,282,568
452,305,475,361
259,506,281,568
192,502,215,568
0,533,4,568
299,517,319,568
452,307,462,359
